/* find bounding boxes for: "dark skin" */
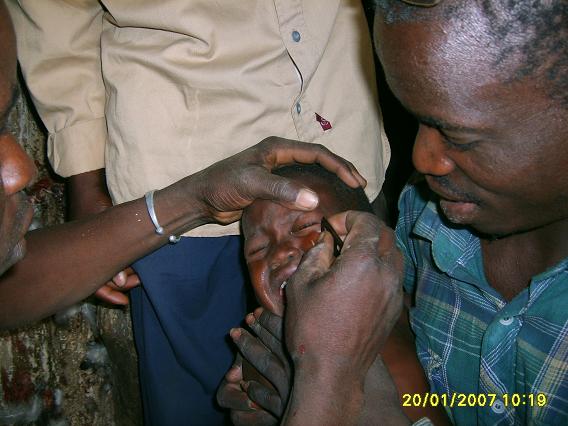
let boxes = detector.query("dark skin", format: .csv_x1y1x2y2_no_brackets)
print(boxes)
218,176,448,424
67,169,140,305
375,11,568,302
281,211,404,425
222,5,568,425
229,4,566,425
242,177,341,317
0,1,369,330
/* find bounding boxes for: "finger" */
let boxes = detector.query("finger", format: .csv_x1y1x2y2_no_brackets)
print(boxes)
107,275,139,291
327,211,384,257
253,308,283,341
216,379,256,412
225,356,244,383
246,311,287,365
94,285,129,305
376,223,398,258
326,211,350,236
327,210,378,237
285,232,335,301
273,140,365,188
230,328,288,397
262,138,366,189
121,272,141,290
111,270,128,288
123,266,135,275
247,172,319,211
244,380,284,417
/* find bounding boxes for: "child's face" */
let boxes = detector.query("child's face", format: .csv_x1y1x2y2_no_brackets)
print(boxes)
242,177,343,316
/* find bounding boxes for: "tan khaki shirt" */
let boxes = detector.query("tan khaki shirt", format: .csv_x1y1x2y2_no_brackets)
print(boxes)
8,0,390,237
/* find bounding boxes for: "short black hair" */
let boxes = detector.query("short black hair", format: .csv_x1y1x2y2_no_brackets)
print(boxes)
272,164,373,213
374,0,567,106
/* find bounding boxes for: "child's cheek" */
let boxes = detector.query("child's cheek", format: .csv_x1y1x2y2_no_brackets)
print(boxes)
299,230,321,253
247,260,273,310
247,260,268,293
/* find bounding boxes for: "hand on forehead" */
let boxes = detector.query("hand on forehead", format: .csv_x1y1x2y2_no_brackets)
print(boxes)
242,165,372,315
242,164,369,239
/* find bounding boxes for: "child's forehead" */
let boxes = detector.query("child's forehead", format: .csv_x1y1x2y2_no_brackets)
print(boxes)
242,199,298,234
242,181,342,235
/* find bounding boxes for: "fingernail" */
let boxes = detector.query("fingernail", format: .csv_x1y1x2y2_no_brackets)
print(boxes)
245,313,255,325
296,189,318,209
229,328,241,339
114,272,126,288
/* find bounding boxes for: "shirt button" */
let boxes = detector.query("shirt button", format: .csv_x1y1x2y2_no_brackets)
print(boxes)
491,399,505,414
499,317,514,326
292,30,301,42
296,102,302,114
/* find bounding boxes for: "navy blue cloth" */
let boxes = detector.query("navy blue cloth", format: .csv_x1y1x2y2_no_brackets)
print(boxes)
131,236,248,425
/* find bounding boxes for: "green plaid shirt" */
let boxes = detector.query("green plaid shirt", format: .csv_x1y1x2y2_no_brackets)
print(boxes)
396,181,568,426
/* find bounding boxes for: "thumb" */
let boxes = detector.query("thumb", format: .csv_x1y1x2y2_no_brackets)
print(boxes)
249,173,319,211
285,232,335,303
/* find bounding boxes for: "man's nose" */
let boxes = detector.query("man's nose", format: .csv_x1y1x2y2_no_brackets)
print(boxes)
412,124,455,177
269,243,302,271
0,134,38,196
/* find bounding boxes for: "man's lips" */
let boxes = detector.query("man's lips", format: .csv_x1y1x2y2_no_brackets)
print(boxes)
435,192,479,224
425,177,480,223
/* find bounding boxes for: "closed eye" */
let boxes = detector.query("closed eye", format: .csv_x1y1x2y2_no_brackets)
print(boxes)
437,128,481,152
441,134,479,151
291,221,320,236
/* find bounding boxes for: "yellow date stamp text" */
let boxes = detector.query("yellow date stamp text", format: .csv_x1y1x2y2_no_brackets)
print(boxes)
402,393,548,408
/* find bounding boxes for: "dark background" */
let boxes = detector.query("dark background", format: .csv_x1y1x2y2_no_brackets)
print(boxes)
363,0,417,224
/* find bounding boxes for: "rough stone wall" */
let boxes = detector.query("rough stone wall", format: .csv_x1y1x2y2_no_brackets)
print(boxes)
0,79,141,426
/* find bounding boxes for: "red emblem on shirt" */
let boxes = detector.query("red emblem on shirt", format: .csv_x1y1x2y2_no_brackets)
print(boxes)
315,113,332,131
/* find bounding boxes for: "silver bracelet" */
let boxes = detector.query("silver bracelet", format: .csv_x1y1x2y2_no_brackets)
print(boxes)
412,418,434,426
144,190,181,244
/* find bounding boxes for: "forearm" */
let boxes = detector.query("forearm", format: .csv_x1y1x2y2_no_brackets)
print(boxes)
359,357,412,426
282,357,411,426
0,180,206,329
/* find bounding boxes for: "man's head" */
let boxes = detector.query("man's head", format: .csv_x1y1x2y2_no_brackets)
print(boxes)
374,0,567,237
0,3,37,275
242,164,372,315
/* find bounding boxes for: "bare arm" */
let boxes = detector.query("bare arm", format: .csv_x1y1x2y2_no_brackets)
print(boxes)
67,168,141,305
0,138,366,329
0,170,204,328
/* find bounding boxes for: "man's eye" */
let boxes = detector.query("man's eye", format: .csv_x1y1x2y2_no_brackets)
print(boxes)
291,222,320,235
441,133,478,151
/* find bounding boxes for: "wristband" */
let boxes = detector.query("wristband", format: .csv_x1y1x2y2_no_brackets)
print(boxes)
144,190,181,244
413,418,434,426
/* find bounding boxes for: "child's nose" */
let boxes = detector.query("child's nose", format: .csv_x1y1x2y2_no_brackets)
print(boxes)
270,244,302,271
